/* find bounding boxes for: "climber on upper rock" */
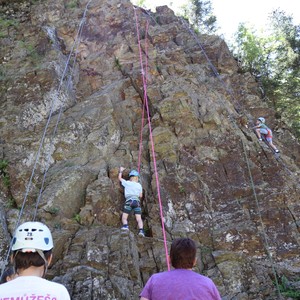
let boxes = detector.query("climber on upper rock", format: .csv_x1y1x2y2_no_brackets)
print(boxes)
254,117,279,153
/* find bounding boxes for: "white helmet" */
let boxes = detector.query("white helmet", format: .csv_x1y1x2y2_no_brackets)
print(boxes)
257,117,265,123
12,222,53,252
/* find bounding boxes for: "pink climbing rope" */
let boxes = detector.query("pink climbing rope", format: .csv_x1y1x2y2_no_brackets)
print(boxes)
135,8,147,173
137,13,148,174
138,37,148,172
134,7,170,271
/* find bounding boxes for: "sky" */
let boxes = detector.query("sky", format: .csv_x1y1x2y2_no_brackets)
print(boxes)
132,0,300,42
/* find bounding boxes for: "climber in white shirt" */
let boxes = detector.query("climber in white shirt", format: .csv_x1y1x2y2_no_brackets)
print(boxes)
0,221,70,300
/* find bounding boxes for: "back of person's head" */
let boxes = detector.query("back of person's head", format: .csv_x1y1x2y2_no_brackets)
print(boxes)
13,250,52,271
170,238,197,269
11,222,53,272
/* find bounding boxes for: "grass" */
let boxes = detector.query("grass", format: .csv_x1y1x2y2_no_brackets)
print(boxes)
2,174,10,187
72,213,81,224
15,40,42,65
26,44,41,61
65,0,78,9
278,276,300,299
179,185,185,194
0,160,10,188
54,223,62,230
48,206,60,215
0,17,19,38
114,56,122,70
5,197,17,209
0,66,7,81
0,159,8,171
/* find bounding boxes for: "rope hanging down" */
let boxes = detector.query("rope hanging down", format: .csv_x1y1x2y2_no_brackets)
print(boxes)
241,141,282,298
33,1,91,220
180,18,283,299
137,19,148,174
182,18,296,181
0,0,93,280
134,7,170,271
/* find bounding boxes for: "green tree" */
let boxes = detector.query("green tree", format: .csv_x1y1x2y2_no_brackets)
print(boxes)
269,10,300,135
180,0,217,34
131,0,146,8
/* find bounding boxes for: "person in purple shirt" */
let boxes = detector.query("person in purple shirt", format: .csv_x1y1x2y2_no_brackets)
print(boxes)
140,238,221,300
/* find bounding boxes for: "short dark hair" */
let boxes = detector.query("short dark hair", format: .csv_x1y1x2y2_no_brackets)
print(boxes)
170,238,197,269
13,250,52,272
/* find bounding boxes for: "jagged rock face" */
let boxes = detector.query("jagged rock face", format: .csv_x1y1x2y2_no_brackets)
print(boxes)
0,0,299,299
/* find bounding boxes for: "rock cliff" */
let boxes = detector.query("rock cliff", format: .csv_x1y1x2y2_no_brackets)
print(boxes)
0,0,299,299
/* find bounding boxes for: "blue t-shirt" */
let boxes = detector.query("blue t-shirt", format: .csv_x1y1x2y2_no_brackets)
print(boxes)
140,269,221,300
121,179,142,199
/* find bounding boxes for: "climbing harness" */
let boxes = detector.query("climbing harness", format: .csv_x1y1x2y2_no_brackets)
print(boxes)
125,199,140,209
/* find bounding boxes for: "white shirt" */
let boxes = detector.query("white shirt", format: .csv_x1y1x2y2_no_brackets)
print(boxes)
121,179,142,199
0,276,70,300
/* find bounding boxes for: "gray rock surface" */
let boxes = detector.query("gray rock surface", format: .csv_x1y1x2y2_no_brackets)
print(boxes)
0,0,299,299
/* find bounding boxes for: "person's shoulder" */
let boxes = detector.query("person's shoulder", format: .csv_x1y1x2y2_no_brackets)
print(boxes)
46,279,68,289
149,270,169,280
0,277,69,298
0,276,65,290
44,280,70,298
35,277,68,290
0,280,9,291
192,272,217,285
0,275,23,287
120,178,127,185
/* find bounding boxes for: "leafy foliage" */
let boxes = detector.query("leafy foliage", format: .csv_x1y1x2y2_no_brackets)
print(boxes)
278,276,300,299
130,0,147,9
135,0,146,7
180,0,217,34
269,10,300,136
0,16,19,38
65,0,78,9
73,213,81,224
0,159,10,188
